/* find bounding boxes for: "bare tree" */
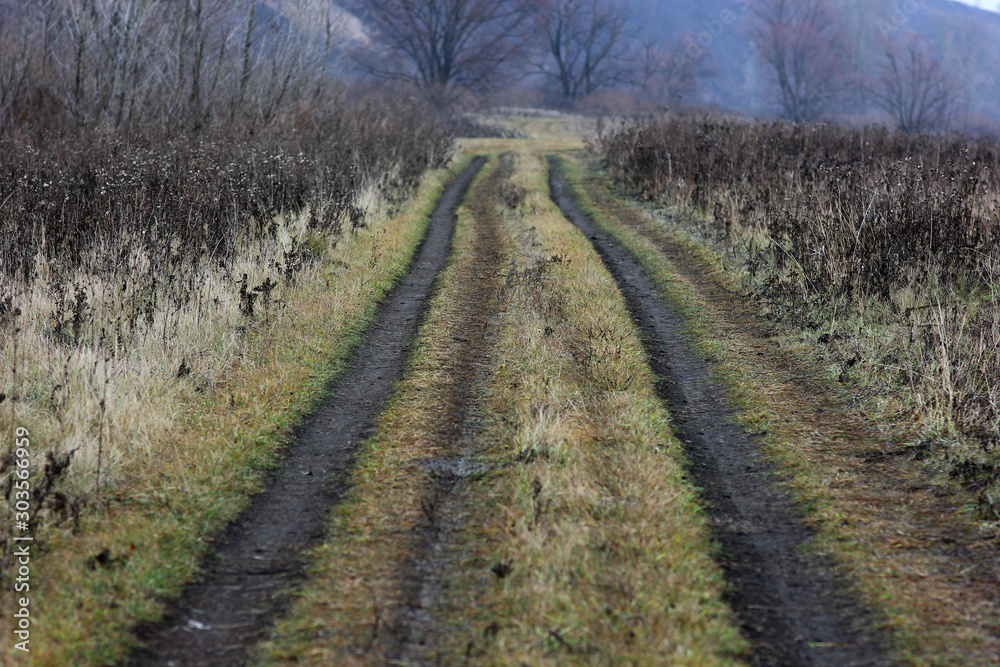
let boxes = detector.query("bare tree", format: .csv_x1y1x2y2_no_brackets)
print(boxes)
351,0,529,107
867,33,956,134
42,0,161,130
129,0,238,131
106,0,158,130
749,0,847,122
0,3,33,132
232,0,260,117
309,5,343,103
532,0,634,104
158,0,332,130
56,0,102,126
175,0,234,129
636,37,708,107
1,0,351,137
255,12,312,123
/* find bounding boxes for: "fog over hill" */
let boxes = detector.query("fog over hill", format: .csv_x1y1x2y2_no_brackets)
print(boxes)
270,0,1000,128
625,0,1000,125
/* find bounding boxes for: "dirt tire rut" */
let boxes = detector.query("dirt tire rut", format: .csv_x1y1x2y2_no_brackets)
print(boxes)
130,157,486,667
548,156,891,666
385,154,508,666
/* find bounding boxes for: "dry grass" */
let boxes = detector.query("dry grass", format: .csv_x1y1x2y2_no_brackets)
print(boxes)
562,151,1000,665
4,193,363,488
0,156,468,665
599,114,1000,515
459,114,589,156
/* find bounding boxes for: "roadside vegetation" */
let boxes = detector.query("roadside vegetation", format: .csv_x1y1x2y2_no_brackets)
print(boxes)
0,123,454,664
600,114,1000,518
0,1,458,662
0,99,449,494
261,147,745,665
574,132,1000,662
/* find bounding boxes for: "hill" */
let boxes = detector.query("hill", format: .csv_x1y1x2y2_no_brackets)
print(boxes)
268,0,1000,126
630,0,1000,126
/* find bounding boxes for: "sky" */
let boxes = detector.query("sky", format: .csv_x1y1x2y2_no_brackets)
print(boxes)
954,0,1000,11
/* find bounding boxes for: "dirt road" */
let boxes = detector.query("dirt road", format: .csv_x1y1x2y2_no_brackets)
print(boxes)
125,134,999,666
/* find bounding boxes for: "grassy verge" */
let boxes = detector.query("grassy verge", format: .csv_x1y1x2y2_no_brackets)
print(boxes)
0,156,473,665
559,151,1000,665
261,145,746,665
597,116,1000,516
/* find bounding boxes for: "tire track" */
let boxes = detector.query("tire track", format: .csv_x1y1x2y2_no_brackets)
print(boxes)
386,154,508,665
547,155,890,666
130,157,486,667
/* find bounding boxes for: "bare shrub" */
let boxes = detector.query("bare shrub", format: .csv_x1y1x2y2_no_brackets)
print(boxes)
0,0,454,553
600,113,1000,514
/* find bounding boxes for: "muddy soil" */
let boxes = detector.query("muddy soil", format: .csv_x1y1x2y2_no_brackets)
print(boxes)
548,157,891,666
130,157,486,667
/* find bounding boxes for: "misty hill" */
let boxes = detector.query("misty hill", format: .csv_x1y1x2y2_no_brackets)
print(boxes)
271,0,1000,127
631,0,1000,127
